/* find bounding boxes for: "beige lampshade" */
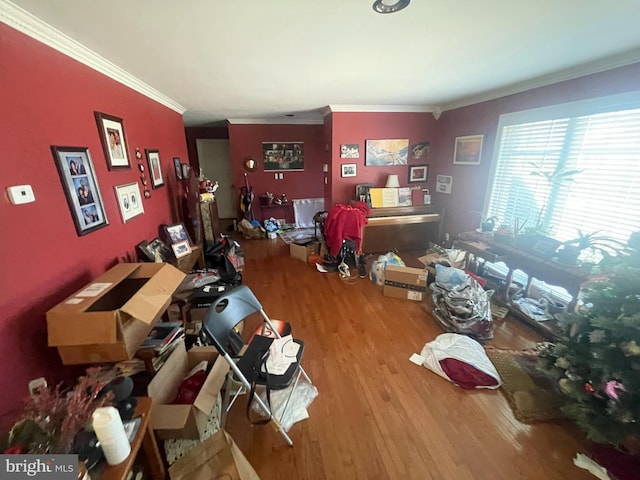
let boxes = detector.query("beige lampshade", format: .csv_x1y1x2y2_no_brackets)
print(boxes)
385,174,400,188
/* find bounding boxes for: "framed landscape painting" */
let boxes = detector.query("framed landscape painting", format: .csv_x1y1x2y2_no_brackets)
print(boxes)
365,139,409,166
453,135,483,165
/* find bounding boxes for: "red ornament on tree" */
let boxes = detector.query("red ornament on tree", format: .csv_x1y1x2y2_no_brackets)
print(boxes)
585,382,595,393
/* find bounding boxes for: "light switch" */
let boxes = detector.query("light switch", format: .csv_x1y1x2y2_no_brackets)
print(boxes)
7,185,35,204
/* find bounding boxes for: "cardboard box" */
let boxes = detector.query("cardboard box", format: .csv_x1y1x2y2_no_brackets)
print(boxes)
418,250,466,276
149,342,229,439
290,241,319,262
47,263,186,364
383,265,428,301
168,430,260,480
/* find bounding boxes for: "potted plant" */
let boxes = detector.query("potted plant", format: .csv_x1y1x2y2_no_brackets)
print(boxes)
528,163,583,233
555,230,628,266
481,216,498,233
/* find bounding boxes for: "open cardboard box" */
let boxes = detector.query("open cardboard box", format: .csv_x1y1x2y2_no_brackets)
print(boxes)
46,263,186,365
149,341,229,439
290,241,319,262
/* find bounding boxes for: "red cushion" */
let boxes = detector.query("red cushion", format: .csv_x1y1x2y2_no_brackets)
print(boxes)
439,358,499,390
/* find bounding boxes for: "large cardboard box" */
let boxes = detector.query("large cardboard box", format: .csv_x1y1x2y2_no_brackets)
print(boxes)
168,430,260,480
47,263,186,364
290,241,319,262
149,342,229,439
383,265,428,301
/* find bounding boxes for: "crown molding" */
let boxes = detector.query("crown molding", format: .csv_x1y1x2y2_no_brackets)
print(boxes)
227,117,324,125
328,104,435,113
0,0,187,114
439,48,640,112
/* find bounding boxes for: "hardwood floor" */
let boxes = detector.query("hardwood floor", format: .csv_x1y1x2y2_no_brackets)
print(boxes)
222,236,593,479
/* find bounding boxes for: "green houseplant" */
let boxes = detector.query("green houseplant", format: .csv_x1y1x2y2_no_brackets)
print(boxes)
556,230,629,266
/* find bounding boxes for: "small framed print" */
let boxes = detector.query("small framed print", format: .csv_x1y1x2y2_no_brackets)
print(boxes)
340,144,359,158
453,135,483,165
436,175,453,194
171,240,192,259
114,182,144,223
95,111,130,169
341,163,357,178
145,149,164,188
409,164,428,183
173,157,183,180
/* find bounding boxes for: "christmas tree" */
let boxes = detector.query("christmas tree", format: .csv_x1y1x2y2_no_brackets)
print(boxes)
538,246,640,447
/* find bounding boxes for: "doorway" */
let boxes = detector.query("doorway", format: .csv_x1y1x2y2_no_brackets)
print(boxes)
196,139,236,220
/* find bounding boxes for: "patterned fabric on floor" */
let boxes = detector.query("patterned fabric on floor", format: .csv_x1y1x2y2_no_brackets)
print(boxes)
277,227,317,245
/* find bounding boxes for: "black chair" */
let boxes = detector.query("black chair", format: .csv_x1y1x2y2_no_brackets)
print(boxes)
201,285,312,446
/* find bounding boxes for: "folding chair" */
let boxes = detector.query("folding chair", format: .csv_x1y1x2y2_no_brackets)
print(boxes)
201,285,312,446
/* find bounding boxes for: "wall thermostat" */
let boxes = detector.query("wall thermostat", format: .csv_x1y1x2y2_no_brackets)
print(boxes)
7,185,35,204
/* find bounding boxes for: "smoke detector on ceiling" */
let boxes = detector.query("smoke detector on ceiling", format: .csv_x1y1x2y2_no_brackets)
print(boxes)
372,0,410,14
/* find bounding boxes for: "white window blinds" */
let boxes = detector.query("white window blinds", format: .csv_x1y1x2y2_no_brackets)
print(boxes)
486,94,640,245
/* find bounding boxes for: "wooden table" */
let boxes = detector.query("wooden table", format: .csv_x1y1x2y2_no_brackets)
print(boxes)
95,397,166,480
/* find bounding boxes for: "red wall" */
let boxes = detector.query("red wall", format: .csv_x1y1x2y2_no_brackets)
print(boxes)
227,123,326,221
328,112,439,207
434,62,640,238
0,24,188,427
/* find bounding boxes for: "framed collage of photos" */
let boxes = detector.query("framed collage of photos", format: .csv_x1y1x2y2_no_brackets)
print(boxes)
51,145,108,236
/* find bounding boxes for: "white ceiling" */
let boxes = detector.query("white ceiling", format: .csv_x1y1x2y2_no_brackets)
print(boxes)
5,0,640,126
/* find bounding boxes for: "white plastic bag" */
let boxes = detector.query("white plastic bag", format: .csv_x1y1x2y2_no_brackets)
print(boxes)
419,333,501,389
369,252,405,286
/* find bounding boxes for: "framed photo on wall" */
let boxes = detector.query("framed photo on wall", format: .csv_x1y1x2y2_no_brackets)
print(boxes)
262,142,304,171
408,164,428,183
453,135,483,165
173,157,183,180
340,144,360,158
341,163,357,177
51,145,109,236
114,182,144,223
94,111,130,169
145,149,164,188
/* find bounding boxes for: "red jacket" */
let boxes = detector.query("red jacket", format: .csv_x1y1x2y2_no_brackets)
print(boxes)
324,202,370,256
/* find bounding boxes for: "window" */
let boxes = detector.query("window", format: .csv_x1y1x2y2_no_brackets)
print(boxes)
485,92,640,246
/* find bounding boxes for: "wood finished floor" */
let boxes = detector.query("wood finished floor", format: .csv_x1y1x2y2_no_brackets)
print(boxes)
223,236,593,480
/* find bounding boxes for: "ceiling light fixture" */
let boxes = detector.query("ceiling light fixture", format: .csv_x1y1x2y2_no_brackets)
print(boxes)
372,0,410,14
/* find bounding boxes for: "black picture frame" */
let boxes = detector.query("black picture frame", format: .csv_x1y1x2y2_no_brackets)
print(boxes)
147,238,173,262
135,240,155,262
145,149,164,189
409,164,429,183
173,157,183,180
94,111,131,170
51,145,109,236
161,223,193,246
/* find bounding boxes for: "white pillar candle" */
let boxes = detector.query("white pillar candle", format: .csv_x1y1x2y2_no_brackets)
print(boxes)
92,406,131,466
